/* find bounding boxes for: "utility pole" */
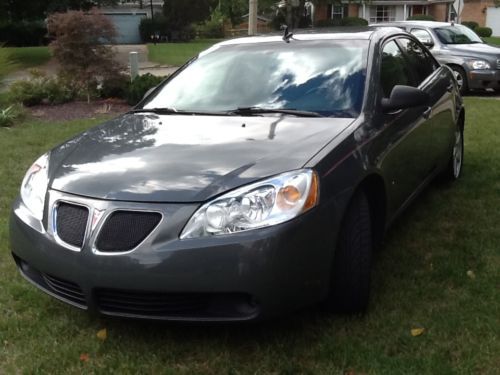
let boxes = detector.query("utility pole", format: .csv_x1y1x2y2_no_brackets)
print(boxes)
150,0,154,21
249,0,258,36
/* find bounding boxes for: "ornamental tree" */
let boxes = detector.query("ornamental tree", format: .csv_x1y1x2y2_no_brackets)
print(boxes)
47,9,123,102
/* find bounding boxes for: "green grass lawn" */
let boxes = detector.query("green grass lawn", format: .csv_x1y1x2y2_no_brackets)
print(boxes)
484,36,500,45
148,39,222,66
1,98,499,373
0,46,51,81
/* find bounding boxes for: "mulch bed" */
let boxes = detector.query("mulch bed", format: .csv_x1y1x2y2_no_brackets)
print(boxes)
28,99,132,122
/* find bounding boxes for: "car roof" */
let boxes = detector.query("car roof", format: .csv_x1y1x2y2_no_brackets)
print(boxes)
374,21,455,29
215,26,404,47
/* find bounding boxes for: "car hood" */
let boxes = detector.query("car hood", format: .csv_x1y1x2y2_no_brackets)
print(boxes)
49,113,353,203
444,43,500,59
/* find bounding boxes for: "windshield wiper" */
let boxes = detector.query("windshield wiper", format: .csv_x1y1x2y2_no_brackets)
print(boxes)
130,108,226,116
130,107,179,114
227,107,323,118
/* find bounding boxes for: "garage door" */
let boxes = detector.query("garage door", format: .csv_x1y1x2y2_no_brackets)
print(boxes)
486,7,500,37
105,13,147,44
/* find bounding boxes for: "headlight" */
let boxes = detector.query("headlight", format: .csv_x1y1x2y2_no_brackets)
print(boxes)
20,153,49,220
467,60,491,70
180,169,319,239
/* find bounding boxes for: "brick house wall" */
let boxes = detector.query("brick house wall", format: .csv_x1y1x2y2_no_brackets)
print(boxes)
314,3,361,22
348,4,361,17
428,3,449,21
461,0,495,26
315,4,329,21
314,2,452,23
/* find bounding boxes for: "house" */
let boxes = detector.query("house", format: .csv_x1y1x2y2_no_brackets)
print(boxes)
229,14,272,36
101,0,163,44
459,0,499,34
313,0,456,24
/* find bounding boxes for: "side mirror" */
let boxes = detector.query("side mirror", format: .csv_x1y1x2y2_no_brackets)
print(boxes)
422,40,434,48
381,85,430,113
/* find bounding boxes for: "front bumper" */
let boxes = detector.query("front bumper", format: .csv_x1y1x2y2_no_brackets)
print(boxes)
468,69,500,90
10,190,337,322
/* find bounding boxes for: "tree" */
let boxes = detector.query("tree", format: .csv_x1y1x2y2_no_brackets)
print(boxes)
47,9,123,102
219,0,248,26
0,0,119,22
219,0,276,26
2,0,51,22
47,0,119,13
163,0,218,31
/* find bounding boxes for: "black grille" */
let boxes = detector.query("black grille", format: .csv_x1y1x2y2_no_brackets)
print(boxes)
42,273,86,306
97,289,211,317
56,202,89,248
96,211,162,252
96,289,258,319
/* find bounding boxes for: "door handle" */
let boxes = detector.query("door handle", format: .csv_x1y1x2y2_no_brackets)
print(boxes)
422,107,432,119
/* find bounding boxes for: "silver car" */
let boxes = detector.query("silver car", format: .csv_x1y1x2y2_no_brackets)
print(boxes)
375,21,500,94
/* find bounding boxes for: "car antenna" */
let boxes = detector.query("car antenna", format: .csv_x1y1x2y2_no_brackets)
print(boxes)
281,24,293,43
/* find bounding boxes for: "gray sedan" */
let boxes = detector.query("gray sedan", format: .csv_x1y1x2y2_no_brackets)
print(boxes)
376,21,500,94
10,27,464,321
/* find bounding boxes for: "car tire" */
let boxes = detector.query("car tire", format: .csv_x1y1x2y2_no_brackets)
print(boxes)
325,190,373,314
442,125,464,181
451,66,468,95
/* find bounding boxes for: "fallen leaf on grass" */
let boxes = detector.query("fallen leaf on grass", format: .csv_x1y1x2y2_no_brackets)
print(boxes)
96,328,107,341
411,328,425,337
79,353,90,362
466,270,476,280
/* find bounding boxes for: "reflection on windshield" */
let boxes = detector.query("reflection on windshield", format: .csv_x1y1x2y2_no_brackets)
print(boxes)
142,41,368,117
435,25,483,44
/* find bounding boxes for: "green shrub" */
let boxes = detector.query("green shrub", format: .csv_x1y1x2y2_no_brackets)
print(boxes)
0,21,47,47
8,70,76,106
196,19,225,38
461,21,479,30
339,17,369,26
475,27,493,37
315,17,368,28
315,19,337,28
43,77,77,104
100,74,130,100
0,103,25,127
127,73,165,106
407,15,435,21
9,76,46,106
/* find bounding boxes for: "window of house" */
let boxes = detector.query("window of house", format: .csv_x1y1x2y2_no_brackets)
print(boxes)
410,5,428,16
369,6,395,23
328,4,347,19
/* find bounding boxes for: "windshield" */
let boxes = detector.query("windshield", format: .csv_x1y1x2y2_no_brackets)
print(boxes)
141,40,368,117
435,25,483,45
